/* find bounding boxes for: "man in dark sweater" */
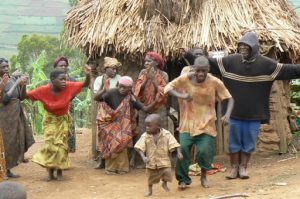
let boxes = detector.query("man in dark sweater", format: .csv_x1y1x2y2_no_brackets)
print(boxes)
209,32,300,180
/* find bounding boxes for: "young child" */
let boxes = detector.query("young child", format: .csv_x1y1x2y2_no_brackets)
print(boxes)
21,66,91,181
134,114,183,197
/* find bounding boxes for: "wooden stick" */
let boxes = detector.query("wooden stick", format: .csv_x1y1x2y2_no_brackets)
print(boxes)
210,193,250,199
277,156,296,162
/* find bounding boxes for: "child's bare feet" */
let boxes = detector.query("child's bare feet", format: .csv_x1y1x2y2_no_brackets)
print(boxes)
144,185,153,197
47,168,56,181
162,181,170,192
57,169,63,181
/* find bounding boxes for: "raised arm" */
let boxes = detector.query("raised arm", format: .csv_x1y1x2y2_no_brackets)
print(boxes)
82,65,91,88
5,78,21,98
20,76,29,100
0,74,9,92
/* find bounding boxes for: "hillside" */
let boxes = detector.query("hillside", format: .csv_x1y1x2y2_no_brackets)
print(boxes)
0,0,70,59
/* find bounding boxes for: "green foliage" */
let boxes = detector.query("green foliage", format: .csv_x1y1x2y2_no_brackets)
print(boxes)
23,52,48,134
10,34,60,75
291,79,300,106
10,34,87,79
73,89,92,128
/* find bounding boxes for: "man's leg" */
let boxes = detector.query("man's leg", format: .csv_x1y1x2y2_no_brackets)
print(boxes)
227,118,243,179
240,120,260,179
176,133,194,188
195,134,216,188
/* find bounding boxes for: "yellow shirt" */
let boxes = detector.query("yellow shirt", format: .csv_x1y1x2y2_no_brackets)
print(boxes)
164,74,232,137
134,128,180,169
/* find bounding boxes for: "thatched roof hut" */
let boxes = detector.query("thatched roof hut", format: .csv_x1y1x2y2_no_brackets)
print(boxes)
64,0,300,155
65,0,300,61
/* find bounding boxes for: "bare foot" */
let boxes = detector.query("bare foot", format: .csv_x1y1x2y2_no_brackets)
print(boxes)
118,171,128,175
144,185,153,197
178,182,186,190
57,169,63,181
201,177,209,188
105,170,117,175
94,158,105,169
144,191,152,197
162,181,170,192
47,169,56,182
46,175,56,181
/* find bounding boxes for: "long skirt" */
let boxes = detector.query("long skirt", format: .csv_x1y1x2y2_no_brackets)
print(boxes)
0,129,6,182
0,99,35,169
32,111,71,169
105,149,129,173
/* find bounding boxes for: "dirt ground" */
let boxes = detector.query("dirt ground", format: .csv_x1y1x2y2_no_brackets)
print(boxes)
7,128,300,199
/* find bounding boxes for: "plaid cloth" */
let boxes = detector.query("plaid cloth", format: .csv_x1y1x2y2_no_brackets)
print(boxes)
97,95,135,159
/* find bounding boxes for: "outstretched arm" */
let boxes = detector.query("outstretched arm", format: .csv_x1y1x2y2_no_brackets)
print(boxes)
130,93,157,113
94,89,106,101
276,63,300,80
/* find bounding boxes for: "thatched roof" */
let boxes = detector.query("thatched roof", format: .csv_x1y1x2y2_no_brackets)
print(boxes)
64,0,300,60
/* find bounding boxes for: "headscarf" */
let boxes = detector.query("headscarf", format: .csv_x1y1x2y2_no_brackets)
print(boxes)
104,57,121,69
54,56,69,68
146,52,165,70
118,76,133,87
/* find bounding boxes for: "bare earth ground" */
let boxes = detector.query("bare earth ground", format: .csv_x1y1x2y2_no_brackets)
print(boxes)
7,128,300,199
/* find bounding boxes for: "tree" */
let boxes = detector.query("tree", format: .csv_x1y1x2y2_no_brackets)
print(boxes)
10,34,87,80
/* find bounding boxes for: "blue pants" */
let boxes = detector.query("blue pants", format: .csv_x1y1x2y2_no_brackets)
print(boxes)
229,118,260,154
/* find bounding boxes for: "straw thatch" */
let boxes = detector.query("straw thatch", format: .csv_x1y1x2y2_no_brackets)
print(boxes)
64,0,300,60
